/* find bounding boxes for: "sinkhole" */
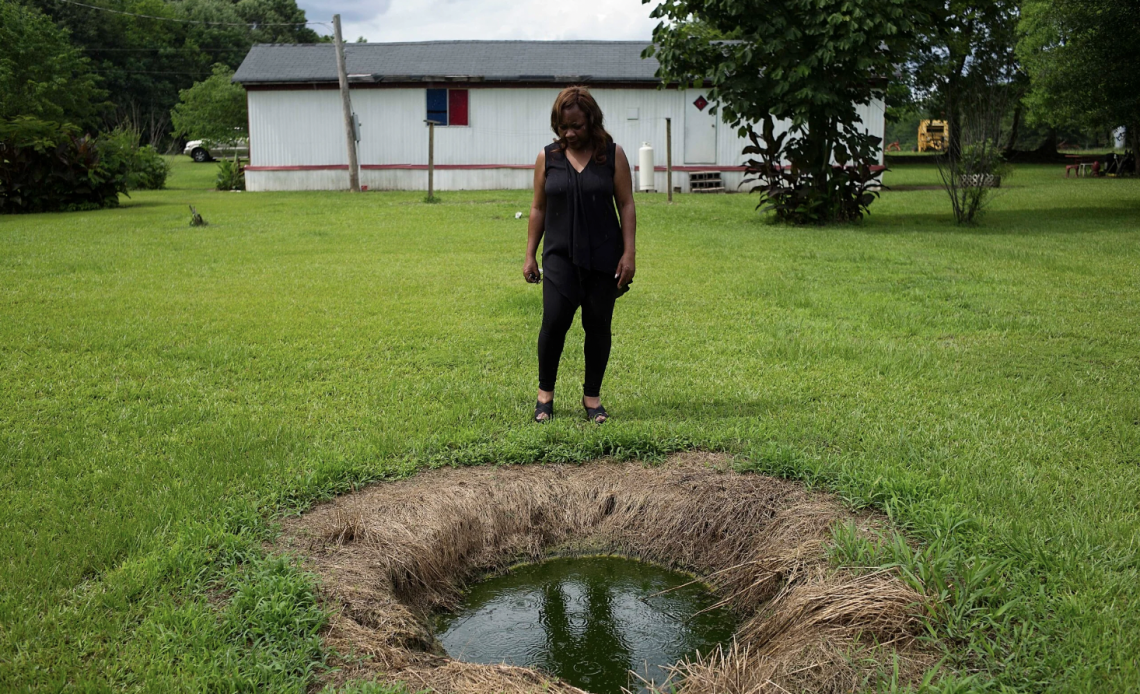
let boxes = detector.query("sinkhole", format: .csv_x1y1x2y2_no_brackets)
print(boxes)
281,453,934,693
435,556,737,694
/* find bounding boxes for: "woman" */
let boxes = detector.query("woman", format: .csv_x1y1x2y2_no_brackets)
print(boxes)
523,86,637,424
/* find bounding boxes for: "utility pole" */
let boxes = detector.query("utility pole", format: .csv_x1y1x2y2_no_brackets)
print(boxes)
665,117,673,203
333,14,360,192
426,120,437,199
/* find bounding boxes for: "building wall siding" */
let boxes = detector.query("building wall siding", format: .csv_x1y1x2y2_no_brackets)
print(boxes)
248,90,344,167
244,168,730,193
245,87,884,192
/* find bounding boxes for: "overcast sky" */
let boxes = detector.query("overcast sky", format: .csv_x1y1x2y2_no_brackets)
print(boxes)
300,0,661,44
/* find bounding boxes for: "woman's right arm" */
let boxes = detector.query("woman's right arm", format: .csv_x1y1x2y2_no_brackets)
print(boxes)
523,150,546,283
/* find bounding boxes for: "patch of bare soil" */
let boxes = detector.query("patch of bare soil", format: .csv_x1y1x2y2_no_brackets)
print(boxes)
278,451,935,693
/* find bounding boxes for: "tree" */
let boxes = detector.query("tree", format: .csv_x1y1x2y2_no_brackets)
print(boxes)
26,0,320,146
0,0,105,126
170,64,247,144
901,1,1023,224
906,0,1022,160
1018,0,1140,171
646,0,935,223
934,81,1014,224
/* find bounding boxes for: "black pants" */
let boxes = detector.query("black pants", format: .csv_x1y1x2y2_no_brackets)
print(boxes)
538,270,617,397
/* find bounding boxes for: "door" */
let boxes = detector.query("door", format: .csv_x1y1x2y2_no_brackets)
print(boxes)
684,90,717,164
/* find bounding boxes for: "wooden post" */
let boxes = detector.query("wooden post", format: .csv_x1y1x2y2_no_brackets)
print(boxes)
427,120,435,199
665,117,673,203
333,14,360,192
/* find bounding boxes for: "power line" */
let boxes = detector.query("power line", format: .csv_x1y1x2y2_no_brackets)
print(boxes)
56,0,329,28
89,68,211,75
79,47,251,52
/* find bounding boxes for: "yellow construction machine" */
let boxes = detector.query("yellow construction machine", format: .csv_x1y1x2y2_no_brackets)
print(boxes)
918,120,949,152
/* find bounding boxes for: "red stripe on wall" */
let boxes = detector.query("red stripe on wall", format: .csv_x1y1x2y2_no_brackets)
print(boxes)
636,165,747,172
244,163,883,173
365,163,535,170
244,164,537,171
243,164,349,171
244,164,753,172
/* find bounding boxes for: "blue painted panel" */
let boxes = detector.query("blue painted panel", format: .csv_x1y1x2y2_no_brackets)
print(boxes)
426,88,448,126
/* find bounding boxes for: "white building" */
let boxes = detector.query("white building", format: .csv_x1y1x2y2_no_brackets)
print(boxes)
233,41,885,193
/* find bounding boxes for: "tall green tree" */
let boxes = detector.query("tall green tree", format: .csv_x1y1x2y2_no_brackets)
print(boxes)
24,0,321,146
0,0,105,126
1018,0,1140,170
170,63,247,143
906,0,1022,159
646,0,935,223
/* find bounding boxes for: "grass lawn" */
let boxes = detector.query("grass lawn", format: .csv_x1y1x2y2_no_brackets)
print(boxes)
1,158,1138,692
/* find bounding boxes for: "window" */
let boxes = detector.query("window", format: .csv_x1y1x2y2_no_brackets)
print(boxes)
425,88,468,126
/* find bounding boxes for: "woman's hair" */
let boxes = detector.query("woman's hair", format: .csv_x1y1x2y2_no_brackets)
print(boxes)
550,85,613,163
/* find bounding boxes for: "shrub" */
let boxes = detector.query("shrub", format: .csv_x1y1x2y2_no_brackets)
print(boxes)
938,138,1013,225
99,127,170,191
215,158,245,191
95,127,137,185
130,146,171,190
0,117,130,214
741,117,884,224
935,71,1015,225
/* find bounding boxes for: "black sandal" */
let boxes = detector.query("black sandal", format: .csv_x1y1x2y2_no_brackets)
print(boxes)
534,399,554,423
581,397,608,424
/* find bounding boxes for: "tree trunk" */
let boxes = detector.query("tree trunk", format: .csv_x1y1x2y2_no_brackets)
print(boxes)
944,72,962,163
944,37,970,164
1035,127,1058,155
947,108,962,163
808,112,833,219
1004,102,1023,156
1131,123,1140,175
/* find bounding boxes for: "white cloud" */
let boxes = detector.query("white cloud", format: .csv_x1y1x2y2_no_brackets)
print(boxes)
298,0,660,43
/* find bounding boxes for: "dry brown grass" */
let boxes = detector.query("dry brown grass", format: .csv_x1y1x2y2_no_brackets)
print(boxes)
277,451,933,693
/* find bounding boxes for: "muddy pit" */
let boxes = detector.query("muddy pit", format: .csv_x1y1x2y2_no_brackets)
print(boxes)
277,452,934,693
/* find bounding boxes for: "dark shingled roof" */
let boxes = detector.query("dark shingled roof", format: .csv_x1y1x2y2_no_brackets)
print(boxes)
232,41,661,85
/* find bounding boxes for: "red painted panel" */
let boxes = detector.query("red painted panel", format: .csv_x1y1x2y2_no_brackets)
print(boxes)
448,89,469,126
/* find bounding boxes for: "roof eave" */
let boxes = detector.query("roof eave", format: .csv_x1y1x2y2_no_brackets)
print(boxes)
235,77,666,87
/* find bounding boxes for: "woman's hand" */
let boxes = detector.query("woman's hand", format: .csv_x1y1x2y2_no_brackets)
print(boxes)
525,151,547,284
523,256,542,283
615,253,635,289
612,146,636,291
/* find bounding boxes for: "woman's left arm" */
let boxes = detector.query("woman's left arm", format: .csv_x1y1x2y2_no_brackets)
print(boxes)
613,144,636,289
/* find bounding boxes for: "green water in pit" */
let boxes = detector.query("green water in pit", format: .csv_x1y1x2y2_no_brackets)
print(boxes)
435,556,737,694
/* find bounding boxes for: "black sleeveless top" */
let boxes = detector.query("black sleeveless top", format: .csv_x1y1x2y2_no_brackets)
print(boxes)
542,140,624,302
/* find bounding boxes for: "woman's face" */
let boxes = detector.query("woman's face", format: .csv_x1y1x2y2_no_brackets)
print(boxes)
559,104,588,149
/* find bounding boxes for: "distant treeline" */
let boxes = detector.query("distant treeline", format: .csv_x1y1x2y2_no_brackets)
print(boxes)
2,0,325,149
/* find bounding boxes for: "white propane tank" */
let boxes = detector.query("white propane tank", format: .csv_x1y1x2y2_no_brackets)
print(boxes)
638,142,655,192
